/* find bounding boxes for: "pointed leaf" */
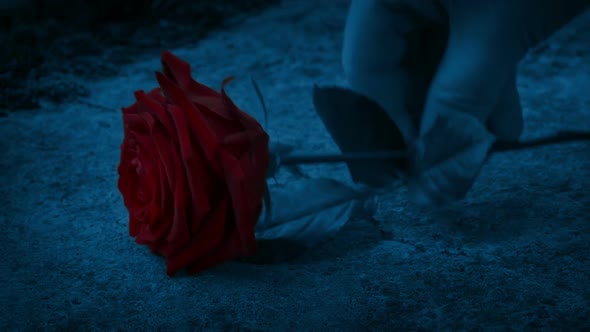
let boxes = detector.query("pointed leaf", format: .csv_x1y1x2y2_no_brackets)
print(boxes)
312,85,406,187
407,110,496,205
242,178,370,264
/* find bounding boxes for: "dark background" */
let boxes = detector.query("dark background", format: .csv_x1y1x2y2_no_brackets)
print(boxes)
1,0,278,113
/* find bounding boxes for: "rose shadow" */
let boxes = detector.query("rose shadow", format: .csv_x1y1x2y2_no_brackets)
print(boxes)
230,204,384,272
202,86,405,274
171,208,384,279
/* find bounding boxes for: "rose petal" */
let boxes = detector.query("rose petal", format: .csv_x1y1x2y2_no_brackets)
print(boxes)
217,150,261,255
128,109,191,250
222,130,269,161
146,88,166,104
128,216,143,237
119,143,151,211
165,195,231,276
156,72,219,163
161,50,219,98
220,78,265,133
189,96,235,121
136,216,169,245
139,213,171,246
122,101,141,115
138,104,176,220
135,90,176,138
137,137,184,251
155,153,171,222
189,102,242,141
160,51,240,121
135,113,165,226
123,113,149,135
160,138,190,246
224,131,270,193
185,228,244,275
165,104,215,223
146,129,177,213
158,73,230,226
118,146,137,197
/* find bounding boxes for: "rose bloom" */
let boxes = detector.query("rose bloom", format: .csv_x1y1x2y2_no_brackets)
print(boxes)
118,51,269,276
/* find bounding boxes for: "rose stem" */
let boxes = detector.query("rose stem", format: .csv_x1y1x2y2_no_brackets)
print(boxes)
280,150,407,165
491,130,590,151
279,130,590,166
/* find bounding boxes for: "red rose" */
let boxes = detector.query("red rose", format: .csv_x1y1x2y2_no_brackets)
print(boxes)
117,50,269,276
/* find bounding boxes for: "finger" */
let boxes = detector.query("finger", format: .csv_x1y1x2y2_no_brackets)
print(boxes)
420,3,524,135
408,108,495,205
413,4,517,204
342,0,446,143
487,68,524,142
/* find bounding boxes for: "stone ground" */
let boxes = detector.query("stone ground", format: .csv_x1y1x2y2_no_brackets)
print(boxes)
1,0,589,330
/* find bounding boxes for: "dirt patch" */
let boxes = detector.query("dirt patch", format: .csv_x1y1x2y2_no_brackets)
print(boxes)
0,0,279,113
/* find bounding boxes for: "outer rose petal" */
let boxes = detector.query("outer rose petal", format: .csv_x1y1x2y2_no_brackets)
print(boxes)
220,78,266,133
145,135,190,249
123,113,149,136
139,104,177,219
135,90,176,139
166,103,216,221
119,162,142,236
164,145,190,245
165,195,231,276
190,96,235,121
118,144,139,206
156,72,219,163
160,50,239,122
137,211,169,246
185,225,244,274
153,137,172,224
119,111,162,233
217,149,260,255
146,87,167,104
122,101,140,115
128,114,166,232
158,73,231,229
122,92,193,254
161,50,219,98
222,130,269,164
188,101,242,148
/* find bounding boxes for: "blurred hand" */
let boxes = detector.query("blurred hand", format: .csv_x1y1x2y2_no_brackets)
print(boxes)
342,0,588,205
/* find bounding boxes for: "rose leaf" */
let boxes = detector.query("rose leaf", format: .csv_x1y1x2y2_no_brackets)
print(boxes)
312,85,407,187
243,178,371,264
407,110,496,205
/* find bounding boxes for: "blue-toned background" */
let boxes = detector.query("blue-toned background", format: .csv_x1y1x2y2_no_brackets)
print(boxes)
1,0,589,330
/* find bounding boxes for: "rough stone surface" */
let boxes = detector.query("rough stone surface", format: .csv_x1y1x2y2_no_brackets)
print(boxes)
1,1,589,330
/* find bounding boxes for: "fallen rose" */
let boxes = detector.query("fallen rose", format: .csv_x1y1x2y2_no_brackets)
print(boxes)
118,50,269,276
117,51,590,276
